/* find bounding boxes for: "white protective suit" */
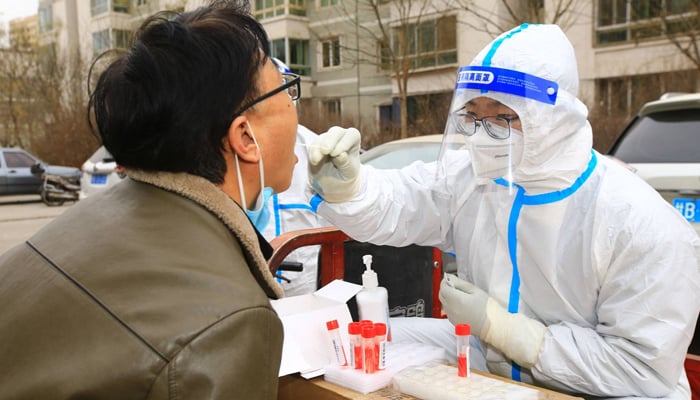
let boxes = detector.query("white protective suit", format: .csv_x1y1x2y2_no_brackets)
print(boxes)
311,24,700,398
263,124,331,296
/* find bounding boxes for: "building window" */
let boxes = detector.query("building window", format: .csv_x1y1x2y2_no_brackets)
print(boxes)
93,30,109,55
271,38,286,60
289,39,310,75
91,0,109,15
321,37,340,68
407,92,452,136
323,99,342,124
38,5,53,33
391,15,457,70
137,0,148,5
595,0,697,45
254,0,306,19
93,29,132,55
113,0,130,13
595,70,698,116
378,40,391,70
91,0,130,16
319,0,338,7
271,38,311,75
113,29,131,47
289,0,306,15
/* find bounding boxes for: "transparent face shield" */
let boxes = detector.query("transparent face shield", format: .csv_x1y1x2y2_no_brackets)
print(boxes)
438,66,559,185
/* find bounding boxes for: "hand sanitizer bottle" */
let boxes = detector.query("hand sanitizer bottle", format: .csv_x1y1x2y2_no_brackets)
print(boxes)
356,255,390,340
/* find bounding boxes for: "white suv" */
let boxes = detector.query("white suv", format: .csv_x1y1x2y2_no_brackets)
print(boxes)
607,93,700,235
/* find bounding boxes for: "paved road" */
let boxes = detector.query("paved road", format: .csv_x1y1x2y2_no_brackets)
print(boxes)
0,195,74,254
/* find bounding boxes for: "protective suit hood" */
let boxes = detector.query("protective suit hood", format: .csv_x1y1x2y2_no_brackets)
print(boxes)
458,24,592,192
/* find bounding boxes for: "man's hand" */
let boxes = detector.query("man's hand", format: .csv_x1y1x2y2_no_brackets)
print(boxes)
439,274,547,369
439,274,490,336
307,127,361,203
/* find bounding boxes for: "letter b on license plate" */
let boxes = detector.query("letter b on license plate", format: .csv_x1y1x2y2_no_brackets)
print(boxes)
673,198,700,222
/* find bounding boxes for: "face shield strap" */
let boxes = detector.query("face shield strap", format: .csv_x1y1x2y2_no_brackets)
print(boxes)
455,66,558,105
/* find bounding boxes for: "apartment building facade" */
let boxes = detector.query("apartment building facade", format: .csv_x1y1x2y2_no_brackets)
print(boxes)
29,0,700,147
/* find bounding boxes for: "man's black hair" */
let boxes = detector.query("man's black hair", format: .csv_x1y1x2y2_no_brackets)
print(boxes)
88,0,270,183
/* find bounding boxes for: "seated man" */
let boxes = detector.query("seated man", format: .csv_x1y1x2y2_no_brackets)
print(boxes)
0,1,297,398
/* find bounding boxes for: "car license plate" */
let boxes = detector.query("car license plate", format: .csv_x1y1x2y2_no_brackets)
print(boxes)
673,198,700,223
91,174,108,185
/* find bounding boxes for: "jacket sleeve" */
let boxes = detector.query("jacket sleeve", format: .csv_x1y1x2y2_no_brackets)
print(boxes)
148,306,283,400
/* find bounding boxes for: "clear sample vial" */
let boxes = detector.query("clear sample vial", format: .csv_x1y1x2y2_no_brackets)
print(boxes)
455,323,471,378
326,319,347,366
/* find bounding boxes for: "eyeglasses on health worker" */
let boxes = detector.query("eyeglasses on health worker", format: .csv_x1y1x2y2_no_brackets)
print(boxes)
306,23,700,399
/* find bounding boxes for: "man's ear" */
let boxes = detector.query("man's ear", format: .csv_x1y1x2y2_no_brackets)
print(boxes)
225,116,259,163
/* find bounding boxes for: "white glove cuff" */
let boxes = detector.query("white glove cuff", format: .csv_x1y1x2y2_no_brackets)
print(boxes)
483,299,547,369
315,174,360,203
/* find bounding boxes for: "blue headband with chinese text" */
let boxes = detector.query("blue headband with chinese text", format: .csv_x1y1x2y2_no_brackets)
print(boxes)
455,65,558,105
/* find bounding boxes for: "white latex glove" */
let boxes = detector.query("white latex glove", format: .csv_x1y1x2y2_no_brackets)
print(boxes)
439,274,547,369
307,126,361,203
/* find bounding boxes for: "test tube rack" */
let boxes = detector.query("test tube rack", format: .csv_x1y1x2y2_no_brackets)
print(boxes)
392,361,543,400
323,341,447,394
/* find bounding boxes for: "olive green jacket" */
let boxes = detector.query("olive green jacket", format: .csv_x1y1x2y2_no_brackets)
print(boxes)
0,170,284,399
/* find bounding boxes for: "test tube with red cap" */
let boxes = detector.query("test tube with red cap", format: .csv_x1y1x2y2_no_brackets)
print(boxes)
374,322,387,370
348,322,362,369
455,323,471,377
361,324,377,374
326,319,348,366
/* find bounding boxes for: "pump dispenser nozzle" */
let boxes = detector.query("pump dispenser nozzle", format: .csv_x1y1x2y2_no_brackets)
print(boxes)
361,255,378,288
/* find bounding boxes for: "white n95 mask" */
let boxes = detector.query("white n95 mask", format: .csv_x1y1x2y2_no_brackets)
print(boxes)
468,127,523,181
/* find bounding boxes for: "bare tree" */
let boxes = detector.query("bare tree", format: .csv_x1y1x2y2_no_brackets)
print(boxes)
589,2,700,151
0,27,40,149
311,0,462,141
455,0,586,37
0,24,98,165
30,42,99,166
658,1,700,74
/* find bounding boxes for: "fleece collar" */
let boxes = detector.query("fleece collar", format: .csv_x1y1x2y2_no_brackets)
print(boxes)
127,169,284,299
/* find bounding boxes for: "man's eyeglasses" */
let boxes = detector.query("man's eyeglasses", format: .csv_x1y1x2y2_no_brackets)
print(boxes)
450,112,519,140
235,72,301,116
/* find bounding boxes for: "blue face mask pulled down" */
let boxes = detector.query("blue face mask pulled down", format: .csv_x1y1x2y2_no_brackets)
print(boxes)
245,187,273,232
235,122,274,232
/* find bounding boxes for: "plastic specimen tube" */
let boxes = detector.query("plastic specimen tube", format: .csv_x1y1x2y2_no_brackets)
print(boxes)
374,323,387,370
455,323,471,377
348,322,362,369
326,319,348,366
361,324,377,374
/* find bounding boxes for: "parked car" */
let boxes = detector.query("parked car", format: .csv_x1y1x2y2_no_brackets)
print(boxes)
0,147,80,196
360,134,443,168
607,93,700,235
80,146,125,200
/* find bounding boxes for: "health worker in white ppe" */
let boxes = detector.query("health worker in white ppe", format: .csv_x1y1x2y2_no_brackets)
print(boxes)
262,58,331,296
307,24,700,399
